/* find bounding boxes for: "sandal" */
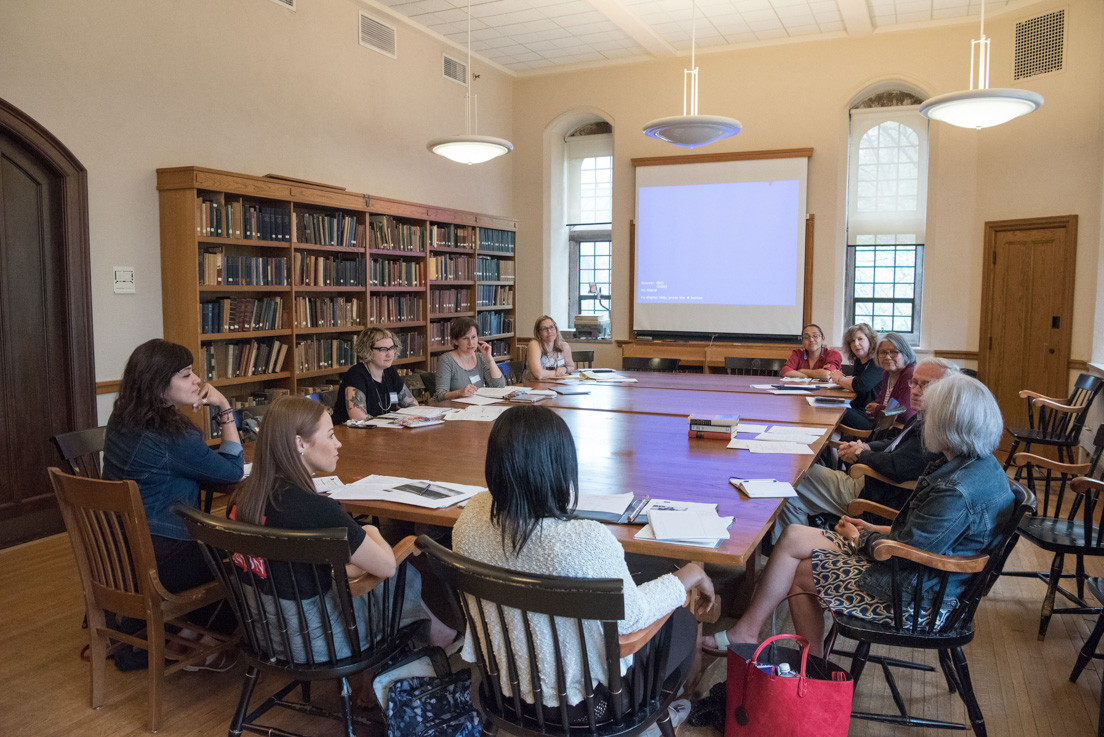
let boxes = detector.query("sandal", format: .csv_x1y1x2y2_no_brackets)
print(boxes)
702,629,730,658
183,649,238,673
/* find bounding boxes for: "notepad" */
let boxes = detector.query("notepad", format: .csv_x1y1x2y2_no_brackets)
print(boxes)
729,478,798,498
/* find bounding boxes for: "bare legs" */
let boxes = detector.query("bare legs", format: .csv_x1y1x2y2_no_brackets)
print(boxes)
705,525,837,657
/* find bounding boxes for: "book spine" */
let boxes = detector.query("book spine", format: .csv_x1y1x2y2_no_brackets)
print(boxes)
689,424,734,433
688,430,734,440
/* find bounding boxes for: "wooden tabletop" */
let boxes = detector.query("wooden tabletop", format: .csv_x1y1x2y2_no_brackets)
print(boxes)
333,398,839,566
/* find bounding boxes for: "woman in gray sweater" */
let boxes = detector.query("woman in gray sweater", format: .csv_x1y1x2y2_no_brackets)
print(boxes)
434,316,505,400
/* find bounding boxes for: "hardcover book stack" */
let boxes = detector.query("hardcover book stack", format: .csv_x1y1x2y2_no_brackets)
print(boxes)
688,413,740,440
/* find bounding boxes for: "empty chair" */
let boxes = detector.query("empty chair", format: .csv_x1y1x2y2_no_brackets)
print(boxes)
724,356,786,376
416,370,437,399
498,360,526,386
176,505,420,737
49,468,237,732
51,426,107,478
572,350,594,369
622,356,680,372
1002,373,1103,473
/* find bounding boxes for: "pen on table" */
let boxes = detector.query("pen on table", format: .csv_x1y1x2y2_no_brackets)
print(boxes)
628,495,650,523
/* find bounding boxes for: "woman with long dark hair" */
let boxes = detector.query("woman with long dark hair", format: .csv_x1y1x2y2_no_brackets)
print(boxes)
103,339,245,666
452,405,715,711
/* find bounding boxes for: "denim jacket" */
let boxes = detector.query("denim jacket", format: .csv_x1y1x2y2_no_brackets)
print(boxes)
103,425,244,540
858,453,1013,606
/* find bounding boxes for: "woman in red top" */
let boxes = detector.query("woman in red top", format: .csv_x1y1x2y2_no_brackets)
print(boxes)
781,323,843,378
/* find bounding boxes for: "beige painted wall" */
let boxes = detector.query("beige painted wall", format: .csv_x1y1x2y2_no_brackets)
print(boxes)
0,0,514,414
511,0,1103,370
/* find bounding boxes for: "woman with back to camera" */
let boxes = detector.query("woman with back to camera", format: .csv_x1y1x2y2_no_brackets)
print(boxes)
829,323,883,413
452,405,715,715
332,327,418,424
704,373,1014,657
781,323,843,379
525,315,576,381
434,316,505,400
103,338,245,667
840,331,917,431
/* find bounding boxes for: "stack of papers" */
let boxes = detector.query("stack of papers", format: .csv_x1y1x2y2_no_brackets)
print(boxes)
580,370,637,383
443,405,510,422
729,478,798,498
454,387,527,405
635,509,734,548
329,474,485,509
726,424,826,454
313,475,346,493
728,439,814,454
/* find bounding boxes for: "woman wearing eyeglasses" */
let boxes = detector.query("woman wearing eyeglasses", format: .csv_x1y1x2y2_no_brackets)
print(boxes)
781,323,843,379
524,315,576,381
839,331,917,431
332,327,418,424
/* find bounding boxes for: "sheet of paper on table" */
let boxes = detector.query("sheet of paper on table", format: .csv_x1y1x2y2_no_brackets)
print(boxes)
727,439,814,454
730,479,798,498
476,387,523,399
648,510,733,541
780,377,812,383
735,423,769,434
581,370,637,383
313,475,346,493
766,425,827,436
634,515,734,548
752,432,822,444
770,389,810,395
453,394,502,406
329,474,486,508
394,406,450,417
525,389,557,396
443,405,510,422
575,493,636,515
639,498,718,522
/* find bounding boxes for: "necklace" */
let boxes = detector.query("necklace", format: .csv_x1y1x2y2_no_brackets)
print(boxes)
366,362,393,413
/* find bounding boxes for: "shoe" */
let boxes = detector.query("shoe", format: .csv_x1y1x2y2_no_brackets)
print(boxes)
702,629,730,658
183,649,238,673
640,699,692,737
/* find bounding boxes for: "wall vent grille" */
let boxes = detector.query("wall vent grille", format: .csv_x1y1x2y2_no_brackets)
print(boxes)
360,12,397,59
1013,8,1065,80
443,54,468,86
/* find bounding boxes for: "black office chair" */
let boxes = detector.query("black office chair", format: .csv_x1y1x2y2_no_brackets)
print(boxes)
831,482,1032,736
1005,426,1104,640
176,505,421,737
622,357,680,373
1066,503,1104,737
837,406,905,444
416,370,437,398
416,535,693,737
1002,373,1103,475
51,426,107,479
723,357,786,376
572,350,594,369
498,360,526,386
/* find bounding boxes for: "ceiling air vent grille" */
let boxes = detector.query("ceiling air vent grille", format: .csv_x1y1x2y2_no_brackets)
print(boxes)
268,0,295,9
1013,8,1064,81
360,12,397,59
443,54,468,86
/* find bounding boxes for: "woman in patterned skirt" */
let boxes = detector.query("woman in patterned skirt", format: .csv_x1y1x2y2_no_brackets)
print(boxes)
704,373,1013,657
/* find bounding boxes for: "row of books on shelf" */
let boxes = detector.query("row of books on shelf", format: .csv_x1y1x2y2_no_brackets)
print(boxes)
295,295,362,330
478,312,514,336
430,223,474,250
200,251,289,286
479,228,515,254
369,215,424,253
295,211,362,249
477,284,513,307
429,288,471,315
202,338,290,381
201,297,284,334
296,337,354,373
369,294,422,324
197,197,292,242
428,254,474,281
293,253,366,288
393,330,426,357
476,256,515,281
370,258,425,287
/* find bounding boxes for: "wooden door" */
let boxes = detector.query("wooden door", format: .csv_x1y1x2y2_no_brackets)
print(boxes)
0,100,95,548
978,216,1077,444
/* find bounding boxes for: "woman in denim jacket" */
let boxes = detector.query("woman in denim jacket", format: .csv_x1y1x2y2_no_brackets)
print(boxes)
705,374,1013,657
103,340,244,653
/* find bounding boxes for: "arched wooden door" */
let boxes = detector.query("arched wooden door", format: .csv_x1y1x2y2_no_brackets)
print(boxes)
0,99,95,547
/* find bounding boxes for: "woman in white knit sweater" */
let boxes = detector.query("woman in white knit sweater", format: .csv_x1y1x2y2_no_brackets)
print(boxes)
452,405,715,710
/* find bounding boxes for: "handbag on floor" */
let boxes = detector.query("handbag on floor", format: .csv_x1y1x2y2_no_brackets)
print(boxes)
725,594,853,737
383,651,482,737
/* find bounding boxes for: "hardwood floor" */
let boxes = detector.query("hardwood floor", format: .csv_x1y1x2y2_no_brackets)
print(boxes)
2,527,1102,736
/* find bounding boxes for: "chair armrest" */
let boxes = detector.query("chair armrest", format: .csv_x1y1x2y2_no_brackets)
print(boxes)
1019,389,1066,404
1031,397,1083,413
350,535,419,598
826,439,843,450
870,539,989,573
1012,452,1090,476
847,464,917,491
846,499,900,521
155,575,226,609
1072,478,1104,497
619,610,674,658
839,425,872,440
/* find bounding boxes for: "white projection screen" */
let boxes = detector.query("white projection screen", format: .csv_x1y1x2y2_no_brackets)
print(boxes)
633,155,809,339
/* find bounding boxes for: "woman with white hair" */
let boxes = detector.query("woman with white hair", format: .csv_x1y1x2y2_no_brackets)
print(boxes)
840,331,918,431
704,374,1014,656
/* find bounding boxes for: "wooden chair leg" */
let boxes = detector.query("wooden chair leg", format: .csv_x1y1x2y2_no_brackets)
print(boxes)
87,608,108,710
1040,552,1066,641
951,646,986,737
1071,613,1104,683
148,619,166,733
849,641,872,687
229,666,260,736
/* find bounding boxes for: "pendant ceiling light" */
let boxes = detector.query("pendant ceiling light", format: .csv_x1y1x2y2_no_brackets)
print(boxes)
920,0,1043,129
642,1,741,148
427,0,513,164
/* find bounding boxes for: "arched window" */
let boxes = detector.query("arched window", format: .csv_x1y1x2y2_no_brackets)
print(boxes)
845,91,928,342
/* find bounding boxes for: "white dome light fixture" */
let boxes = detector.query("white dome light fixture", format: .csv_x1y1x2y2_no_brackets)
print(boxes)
642,1,741,148
920,0,1043,129
427,0,513,165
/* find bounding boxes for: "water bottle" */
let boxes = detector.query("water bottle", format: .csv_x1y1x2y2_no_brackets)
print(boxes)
776,662,796,678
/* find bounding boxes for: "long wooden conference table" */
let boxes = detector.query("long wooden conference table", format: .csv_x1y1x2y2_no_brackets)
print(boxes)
331,372,849,570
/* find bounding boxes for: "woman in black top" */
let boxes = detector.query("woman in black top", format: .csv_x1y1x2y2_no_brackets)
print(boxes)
332,327,418,424
830,323,883,411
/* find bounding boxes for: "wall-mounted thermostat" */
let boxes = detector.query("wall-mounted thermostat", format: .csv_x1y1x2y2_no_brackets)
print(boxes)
113,267,136,294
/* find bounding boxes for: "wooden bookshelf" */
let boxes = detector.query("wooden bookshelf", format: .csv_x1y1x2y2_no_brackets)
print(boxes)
158,166,516,439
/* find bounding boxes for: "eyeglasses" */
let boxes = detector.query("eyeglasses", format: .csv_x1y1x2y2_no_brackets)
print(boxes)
538,325,557,333
372,345,397,353
877,350,902,358
907,378,930,389
800,333,822,341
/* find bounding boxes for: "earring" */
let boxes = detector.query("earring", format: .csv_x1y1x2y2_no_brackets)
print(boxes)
299,449,305,456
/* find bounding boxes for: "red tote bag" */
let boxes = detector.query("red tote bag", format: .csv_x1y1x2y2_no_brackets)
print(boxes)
725,633,853,737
